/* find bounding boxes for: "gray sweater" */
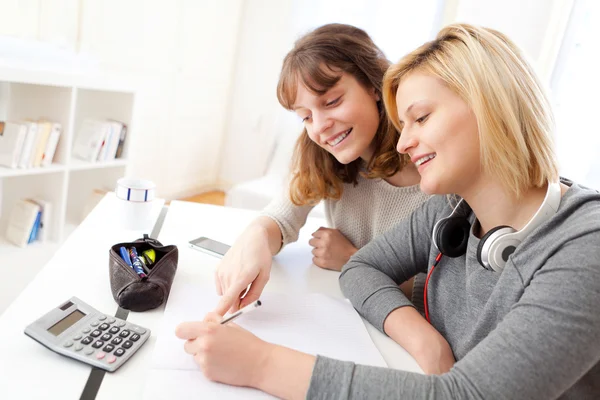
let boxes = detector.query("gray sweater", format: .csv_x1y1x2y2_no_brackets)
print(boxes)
307,181,600,399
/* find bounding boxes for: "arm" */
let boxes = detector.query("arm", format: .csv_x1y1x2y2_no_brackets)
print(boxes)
214,192,313,315
309,231,600,399
339,196,454,372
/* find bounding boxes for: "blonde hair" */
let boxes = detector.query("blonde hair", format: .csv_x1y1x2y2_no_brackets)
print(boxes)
383,23,558,198
277,23,407,206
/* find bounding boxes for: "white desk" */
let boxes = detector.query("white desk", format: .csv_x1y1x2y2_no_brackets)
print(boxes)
0,198,421,400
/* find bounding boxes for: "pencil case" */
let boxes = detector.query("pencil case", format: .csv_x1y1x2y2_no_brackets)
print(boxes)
108,234,178,312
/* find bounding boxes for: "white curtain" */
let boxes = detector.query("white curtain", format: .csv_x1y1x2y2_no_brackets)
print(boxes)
550,0,600,189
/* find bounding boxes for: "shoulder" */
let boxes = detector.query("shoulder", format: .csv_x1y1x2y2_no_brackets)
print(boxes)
555,182,600,234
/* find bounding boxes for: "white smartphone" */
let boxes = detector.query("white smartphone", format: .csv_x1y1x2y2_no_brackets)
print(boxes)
189,236,231,258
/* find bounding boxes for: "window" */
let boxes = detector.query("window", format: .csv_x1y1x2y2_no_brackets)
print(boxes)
550,0,600,189
290,0,445,63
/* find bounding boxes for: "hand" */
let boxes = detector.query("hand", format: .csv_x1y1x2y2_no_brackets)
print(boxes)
214,223,274,316
308,227,358,271
175,312,273,387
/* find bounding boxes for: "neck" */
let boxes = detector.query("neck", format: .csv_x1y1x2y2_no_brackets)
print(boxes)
460,179,550,238
385,162,421,187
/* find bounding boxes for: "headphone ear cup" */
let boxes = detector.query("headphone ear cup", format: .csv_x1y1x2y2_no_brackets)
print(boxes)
477,225,512,269
435,217,471,258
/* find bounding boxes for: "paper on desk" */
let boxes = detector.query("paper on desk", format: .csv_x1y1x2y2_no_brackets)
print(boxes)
142,283,387,399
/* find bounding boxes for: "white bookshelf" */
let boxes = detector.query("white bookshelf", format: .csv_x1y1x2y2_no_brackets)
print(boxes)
0,66,137,293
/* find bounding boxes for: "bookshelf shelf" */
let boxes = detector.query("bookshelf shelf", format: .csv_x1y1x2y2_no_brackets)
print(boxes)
68,158,128,171
0,163,66,178
0,67,137,280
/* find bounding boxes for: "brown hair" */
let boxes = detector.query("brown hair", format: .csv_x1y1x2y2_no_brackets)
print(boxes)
277,23,407,206
383,23,558,198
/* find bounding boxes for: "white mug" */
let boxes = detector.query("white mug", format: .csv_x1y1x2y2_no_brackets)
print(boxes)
115,178,156,230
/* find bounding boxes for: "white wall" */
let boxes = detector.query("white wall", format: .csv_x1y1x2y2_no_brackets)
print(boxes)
218,0,571,189
0,0,576,197
0,0,243,199
217,0,295,186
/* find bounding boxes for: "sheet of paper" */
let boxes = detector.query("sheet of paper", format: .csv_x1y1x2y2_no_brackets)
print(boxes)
143,283,387,399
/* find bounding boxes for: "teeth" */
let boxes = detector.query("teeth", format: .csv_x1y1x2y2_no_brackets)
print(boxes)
415,153,436,167
328,129,351,146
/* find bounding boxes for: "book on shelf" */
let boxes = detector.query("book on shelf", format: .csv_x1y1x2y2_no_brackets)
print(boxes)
0,120,61,170
0,121,28,168
40,122,61,167
72,119,106,162
5,197,52,247
114,122,127,159
73,119,127,163
17,121,38,168
31,121,53,168
5,199,41,247
29,198,52,242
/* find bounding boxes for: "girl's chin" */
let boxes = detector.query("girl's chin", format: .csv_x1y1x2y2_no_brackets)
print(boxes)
419,178,444,195
332,151,360,165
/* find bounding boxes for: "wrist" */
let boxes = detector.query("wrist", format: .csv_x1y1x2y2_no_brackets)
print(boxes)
251,341,277,390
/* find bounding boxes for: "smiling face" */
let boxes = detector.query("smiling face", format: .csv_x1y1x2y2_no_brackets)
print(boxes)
293,72,381,164
395,72,481,195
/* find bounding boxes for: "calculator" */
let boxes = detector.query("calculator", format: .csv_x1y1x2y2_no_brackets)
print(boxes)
24,296,150,372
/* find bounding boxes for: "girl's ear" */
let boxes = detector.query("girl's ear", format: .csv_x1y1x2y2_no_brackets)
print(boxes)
371,87,381,102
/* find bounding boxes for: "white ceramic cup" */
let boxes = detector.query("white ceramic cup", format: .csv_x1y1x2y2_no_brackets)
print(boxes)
115,178,156,230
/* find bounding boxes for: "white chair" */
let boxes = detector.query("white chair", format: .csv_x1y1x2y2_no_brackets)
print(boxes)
225,110,325,219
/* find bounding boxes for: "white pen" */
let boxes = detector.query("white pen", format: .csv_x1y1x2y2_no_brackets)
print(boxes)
220,300,262,325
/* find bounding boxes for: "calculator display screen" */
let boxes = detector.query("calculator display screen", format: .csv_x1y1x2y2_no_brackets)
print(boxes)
47,310,86,336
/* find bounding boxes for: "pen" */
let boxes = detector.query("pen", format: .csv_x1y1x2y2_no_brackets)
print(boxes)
220,300,262,325
129,247,148,278
119,246,132,266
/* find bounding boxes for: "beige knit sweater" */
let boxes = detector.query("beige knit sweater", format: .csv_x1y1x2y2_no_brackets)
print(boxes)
262,174,430,250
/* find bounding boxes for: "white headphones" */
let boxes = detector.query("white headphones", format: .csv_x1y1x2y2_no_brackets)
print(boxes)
432,181,562,272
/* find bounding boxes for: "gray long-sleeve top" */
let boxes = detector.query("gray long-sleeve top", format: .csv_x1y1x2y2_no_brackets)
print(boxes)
307,181,600,399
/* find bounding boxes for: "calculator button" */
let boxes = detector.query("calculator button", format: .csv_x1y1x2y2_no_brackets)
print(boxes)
63,341,74,348
111,337,123,345
98,315,107,321
107,355,117,364
116,321,126,327
103,344,115,353
90,321,99,327
101,334,112,341
98,323,110,331
107,318,116,324
82,327,91,333
73,335,82,340
92,341,105,349
90,330,101,338
109,327,120,334
74,345,83,351
81,336,93,345
132,327,147,335
122,341,133,349
84,348,94,355
130,334,141,342
114,348,126,357
96,352,106,360
119,330,130,338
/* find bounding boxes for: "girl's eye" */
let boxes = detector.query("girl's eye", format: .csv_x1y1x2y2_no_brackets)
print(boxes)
302,115,311,123
326,97,341,107
416,114,430,124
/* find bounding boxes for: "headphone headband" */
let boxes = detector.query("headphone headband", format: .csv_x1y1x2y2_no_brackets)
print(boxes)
433,181,562,272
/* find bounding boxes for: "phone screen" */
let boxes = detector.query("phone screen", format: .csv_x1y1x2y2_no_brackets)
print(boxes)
189,237,231,256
